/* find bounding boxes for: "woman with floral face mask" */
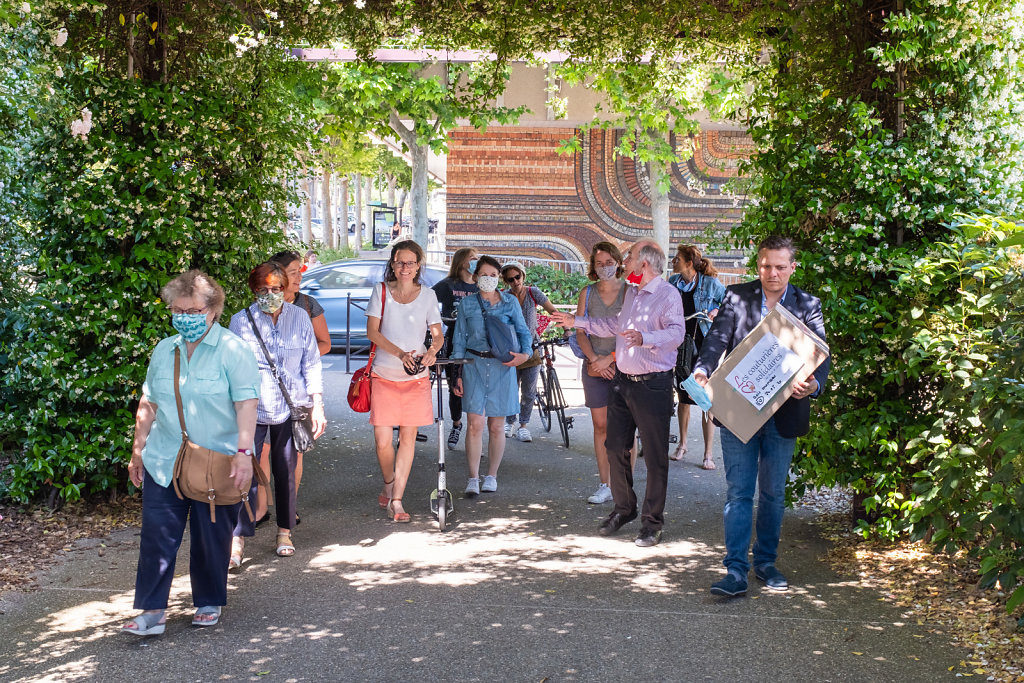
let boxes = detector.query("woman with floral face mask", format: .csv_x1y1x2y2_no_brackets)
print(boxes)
123,271,260,636
451,255,533,497
227,262,325,566
575,242,628,505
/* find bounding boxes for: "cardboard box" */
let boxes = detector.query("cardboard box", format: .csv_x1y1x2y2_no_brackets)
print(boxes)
704,305,830,443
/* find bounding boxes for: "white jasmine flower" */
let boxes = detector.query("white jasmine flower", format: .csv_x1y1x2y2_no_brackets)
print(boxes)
55,66,63,77
354,0,365,7
53,28,68,46
20,2,30,13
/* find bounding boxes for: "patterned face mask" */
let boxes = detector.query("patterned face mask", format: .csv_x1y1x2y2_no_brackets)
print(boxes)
476,275,500,292
256,290,285,314
172,313,209,342
596,265,619,281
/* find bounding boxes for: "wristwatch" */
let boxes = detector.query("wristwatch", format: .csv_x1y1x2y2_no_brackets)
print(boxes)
236,448,254,457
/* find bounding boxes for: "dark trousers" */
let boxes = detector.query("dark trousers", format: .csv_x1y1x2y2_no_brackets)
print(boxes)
604,370,674,530
234,421,297,537
133,469,239,610
446,364,463,423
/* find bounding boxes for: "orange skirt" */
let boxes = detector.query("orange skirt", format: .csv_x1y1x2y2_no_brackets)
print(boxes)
369,374,433,427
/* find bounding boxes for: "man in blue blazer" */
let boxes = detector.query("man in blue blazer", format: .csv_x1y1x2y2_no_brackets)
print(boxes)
693,235,830,597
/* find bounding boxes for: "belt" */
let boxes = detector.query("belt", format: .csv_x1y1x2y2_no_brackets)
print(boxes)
618,369,672,383
468,348,495,359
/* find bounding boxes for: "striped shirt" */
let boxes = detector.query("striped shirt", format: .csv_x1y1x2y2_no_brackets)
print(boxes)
229,302,323,425
576,276,687,374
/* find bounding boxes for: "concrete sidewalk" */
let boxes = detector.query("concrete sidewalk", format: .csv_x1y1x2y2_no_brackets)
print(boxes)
0,355,959,682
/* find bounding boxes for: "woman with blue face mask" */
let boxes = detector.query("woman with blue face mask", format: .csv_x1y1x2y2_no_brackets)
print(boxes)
450,255,533,497
227,262,325,567
123,270,260,636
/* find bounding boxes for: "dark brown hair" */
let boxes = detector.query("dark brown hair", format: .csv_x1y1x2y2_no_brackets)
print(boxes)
448,247,477,278
587,241,625,281
675,244,719,278
757,234,796,261
474,254,502,275
270,250,302,268
384,239,425,284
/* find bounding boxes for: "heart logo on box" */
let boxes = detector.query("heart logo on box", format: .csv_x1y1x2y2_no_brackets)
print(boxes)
734,376,756,394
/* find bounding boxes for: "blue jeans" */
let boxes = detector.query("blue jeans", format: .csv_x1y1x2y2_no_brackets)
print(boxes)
719,418,797,576
506,363,541,426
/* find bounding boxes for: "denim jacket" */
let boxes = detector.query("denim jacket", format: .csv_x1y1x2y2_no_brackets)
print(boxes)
668,272,726,337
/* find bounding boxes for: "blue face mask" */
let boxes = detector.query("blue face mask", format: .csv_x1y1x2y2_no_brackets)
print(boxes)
172,313,209,343
467,259,479,275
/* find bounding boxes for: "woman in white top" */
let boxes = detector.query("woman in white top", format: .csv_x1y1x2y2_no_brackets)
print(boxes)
366,240,444,522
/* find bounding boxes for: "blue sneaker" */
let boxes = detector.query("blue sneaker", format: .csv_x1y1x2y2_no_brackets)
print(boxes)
754,565,789,592
710,573,748,597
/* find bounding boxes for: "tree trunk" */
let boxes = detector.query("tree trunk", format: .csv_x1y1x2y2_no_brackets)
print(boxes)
389,108,429,248
339,175,350,250
353,173,363,251
648,129,671,260
409,142,429,248
397,188,408,223
364,176,374,246
387,173,397,209
321,167,334,248
302,174,313,244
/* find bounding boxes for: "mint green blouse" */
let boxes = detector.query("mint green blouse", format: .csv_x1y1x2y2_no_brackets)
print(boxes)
140,323,261,487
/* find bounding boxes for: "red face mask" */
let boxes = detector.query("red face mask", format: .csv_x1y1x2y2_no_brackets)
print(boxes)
626,271,644,286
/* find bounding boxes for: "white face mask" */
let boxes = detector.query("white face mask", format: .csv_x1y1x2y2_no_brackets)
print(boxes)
596,264,619,281
477,275,500,292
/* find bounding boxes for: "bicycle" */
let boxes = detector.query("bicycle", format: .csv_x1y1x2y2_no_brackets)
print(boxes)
533,337,573,448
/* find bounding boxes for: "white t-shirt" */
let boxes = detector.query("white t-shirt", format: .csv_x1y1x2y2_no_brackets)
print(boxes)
367,283,442,381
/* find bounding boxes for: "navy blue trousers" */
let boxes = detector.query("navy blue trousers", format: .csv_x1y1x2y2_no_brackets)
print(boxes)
234,421,297,537
133,469,240,610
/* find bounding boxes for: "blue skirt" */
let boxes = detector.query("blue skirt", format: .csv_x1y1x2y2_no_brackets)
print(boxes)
462,356,518,417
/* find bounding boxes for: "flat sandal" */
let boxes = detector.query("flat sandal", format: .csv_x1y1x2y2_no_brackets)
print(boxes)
275,530,295,557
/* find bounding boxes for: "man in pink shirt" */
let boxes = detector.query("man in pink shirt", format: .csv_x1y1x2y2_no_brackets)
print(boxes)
552,240,687,546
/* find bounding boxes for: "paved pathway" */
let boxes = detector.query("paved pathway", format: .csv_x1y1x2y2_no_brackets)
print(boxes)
0,352,960,681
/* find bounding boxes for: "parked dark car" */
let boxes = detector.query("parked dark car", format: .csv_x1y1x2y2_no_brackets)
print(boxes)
299,259,448,351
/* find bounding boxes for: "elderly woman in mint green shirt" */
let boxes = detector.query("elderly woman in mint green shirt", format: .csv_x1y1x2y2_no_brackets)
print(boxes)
122,270,260,637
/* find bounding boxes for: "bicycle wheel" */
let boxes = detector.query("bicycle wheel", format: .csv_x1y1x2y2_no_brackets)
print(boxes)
536,368,552,432
547,371,571,448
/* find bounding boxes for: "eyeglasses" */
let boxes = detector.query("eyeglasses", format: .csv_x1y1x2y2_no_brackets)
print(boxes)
171,307,208,315
254,286,283,295
504,273,523,283
393,260,419,270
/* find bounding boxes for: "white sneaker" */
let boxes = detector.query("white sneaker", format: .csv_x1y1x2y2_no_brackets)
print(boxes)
587,483,613,504
504,422,513,438
464,478,480,497
481,475,498,492
517,426,532,442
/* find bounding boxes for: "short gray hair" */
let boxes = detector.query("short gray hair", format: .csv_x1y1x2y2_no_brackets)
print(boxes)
635,242,666,274
160,270,225,317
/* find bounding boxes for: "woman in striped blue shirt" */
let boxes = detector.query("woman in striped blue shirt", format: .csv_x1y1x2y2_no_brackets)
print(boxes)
228,262,325,566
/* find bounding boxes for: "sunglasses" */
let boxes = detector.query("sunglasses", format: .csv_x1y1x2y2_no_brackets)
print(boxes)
503,273,523,283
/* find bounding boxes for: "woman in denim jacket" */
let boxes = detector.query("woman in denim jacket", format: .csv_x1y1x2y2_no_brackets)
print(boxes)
668,245,726,469
451,255,533,497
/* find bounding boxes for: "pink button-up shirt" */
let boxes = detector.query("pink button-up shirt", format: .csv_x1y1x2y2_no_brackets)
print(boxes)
576,276,687,374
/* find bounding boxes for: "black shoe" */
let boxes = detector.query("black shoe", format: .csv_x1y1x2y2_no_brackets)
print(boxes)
254,511,271,529
754,565,789,591
710,573,748,597
634,527,662,547
598,511,637,536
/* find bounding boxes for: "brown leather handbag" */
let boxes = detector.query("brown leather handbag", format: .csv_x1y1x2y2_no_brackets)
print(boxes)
170,347,266,523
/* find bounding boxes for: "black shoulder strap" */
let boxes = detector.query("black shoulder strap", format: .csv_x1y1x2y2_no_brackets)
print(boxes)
476,292,494,349
245,308,297,411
